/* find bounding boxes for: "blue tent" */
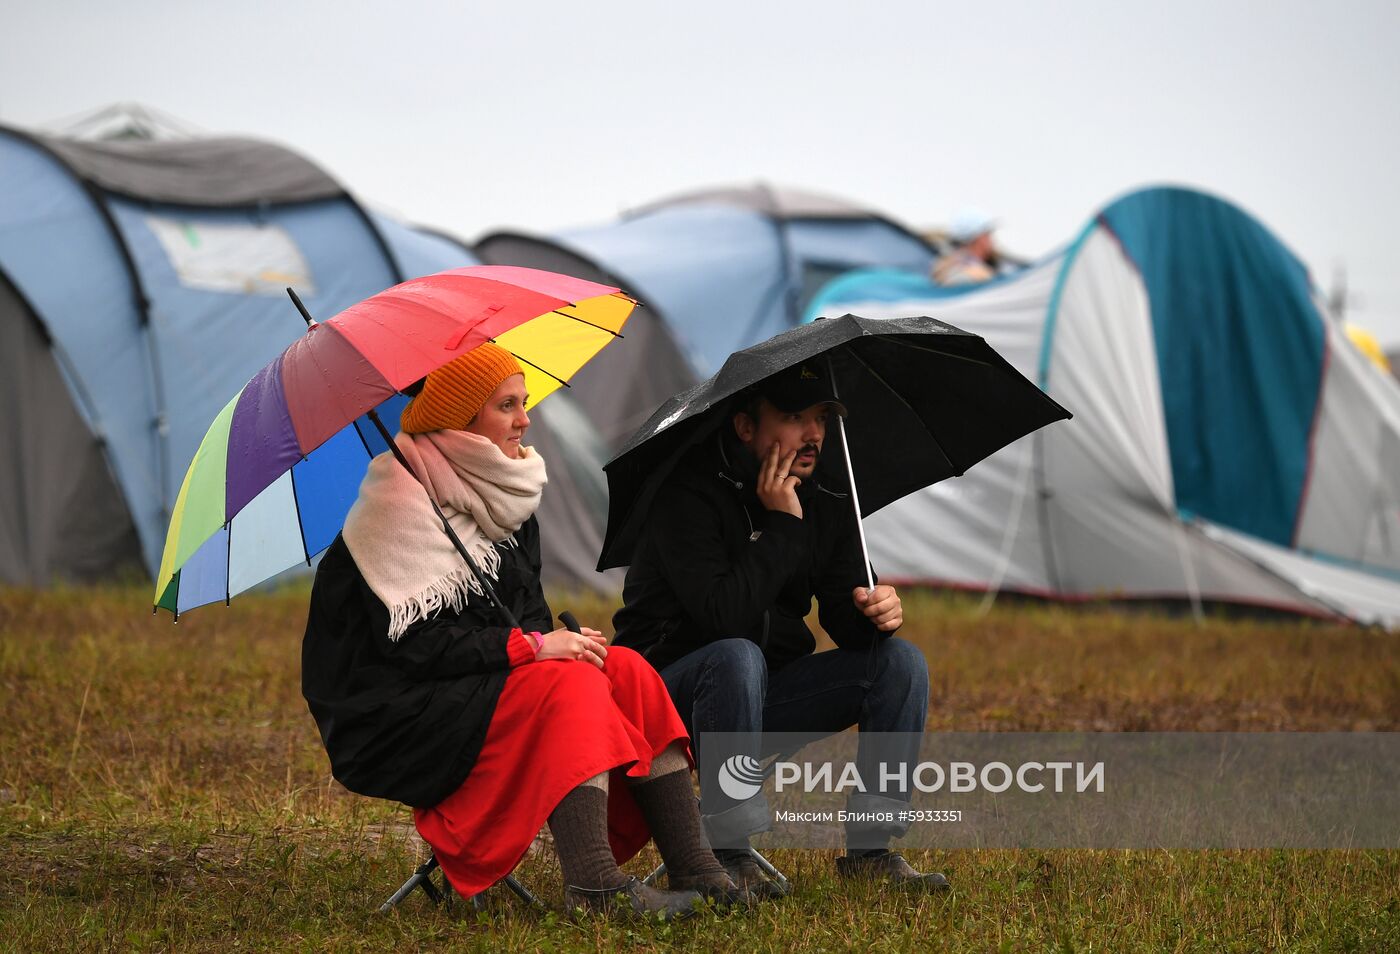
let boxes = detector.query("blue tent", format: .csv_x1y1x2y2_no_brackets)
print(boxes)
0,124,478,585
551,184,936,375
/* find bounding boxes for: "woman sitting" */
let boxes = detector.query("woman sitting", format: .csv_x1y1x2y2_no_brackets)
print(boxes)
302,343,736,919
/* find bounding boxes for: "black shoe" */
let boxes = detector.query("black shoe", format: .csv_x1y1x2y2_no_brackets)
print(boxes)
563,876,703,921
835,851,950,892
717,852,789,900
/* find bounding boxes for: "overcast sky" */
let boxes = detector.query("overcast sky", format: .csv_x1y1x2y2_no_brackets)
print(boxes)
4,0,1398,347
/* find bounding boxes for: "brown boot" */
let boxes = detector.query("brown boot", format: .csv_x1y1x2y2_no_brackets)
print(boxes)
564,876,703,921
666,868,746,907
716,849,789,899
835,851,950,892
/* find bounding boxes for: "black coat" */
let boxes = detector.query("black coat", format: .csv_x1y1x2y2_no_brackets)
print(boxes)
301,517,552,809
612,434,884,672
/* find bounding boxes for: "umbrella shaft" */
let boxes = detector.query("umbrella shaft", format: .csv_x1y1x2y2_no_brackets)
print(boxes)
834,411,876,593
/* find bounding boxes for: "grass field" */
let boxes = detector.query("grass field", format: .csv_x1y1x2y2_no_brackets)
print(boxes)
2,585,1397,952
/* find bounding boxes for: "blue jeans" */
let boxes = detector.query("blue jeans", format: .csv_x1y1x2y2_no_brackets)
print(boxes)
660,636,930,848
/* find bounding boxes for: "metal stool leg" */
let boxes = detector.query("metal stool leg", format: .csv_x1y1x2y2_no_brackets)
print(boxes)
380,854,444,913
501,874,541,906
381,852,542,914
644,849,790,894
747,848,790,895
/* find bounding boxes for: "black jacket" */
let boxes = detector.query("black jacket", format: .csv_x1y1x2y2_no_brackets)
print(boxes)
612,433,885,672
301,518,552,809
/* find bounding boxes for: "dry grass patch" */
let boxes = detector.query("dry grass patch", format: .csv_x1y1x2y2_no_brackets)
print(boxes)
1,585,1396,951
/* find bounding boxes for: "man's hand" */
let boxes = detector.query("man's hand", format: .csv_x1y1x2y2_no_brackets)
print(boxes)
756,442,803,519
536,626,608,668
853,585,902,632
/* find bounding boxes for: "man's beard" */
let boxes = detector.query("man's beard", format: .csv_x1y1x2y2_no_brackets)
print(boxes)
794,443,821,469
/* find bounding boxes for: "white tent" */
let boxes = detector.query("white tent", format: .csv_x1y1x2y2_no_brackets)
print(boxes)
810,186,1400,628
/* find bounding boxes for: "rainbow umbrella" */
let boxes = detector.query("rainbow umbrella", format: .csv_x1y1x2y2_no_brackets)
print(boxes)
154,265,635,618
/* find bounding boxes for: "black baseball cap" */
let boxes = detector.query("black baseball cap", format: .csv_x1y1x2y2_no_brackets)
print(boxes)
757,362,849,417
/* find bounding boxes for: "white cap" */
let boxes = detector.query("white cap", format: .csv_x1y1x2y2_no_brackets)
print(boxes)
949,207,997,243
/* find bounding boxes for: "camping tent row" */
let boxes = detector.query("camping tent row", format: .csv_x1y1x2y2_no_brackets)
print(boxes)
0,126,621,596
0,123,938,598
475,183,1400,626
807,187,1400,628
473,184,940,446
480,184,937,377
6,119,1397,627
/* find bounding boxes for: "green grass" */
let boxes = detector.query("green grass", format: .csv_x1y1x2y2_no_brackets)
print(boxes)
1,585,1397,952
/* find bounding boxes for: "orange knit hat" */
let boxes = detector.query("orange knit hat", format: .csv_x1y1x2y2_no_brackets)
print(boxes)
400,342,525,434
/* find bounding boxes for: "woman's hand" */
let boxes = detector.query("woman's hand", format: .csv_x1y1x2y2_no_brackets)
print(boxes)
535,626,608,669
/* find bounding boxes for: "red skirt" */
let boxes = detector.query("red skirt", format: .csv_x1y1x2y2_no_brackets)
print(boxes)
413,645,689,897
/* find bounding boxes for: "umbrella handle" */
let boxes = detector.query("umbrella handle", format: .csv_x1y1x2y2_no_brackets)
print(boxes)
365,409,523,631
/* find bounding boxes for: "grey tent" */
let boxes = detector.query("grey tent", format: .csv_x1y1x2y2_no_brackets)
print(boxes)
474,232,698,449
476,182,939,444
1,270,143,581
474,185,944,591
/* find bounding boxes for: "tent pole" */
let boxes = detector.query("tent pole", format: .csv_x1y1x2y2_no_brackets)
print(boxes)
1169,514,1206,626
975,439,1036,618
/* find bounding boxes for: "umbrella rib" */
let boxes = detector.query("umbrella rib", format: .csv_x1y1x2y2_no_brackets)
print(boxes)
348,417,377,457
551,310,625,338
493,342,571,390
845,347,958,472
289,463,312,566
882,335,996,368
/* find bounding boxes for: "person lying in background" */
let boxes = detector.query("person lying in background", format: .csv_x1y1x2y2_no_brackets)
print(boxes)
933,207,1002,286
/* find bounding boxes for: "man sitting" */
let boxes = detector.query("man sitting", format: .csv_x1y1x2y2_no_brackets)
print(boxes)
612,363,948,894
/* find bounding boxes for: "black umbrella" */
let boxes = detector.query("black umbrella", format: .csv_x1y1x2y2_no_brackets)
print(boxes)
596,313,1071,572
